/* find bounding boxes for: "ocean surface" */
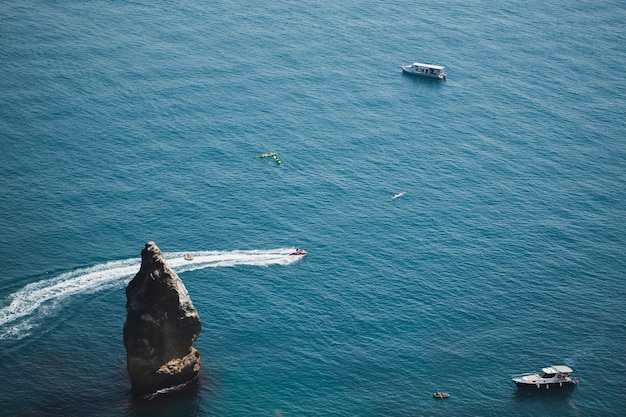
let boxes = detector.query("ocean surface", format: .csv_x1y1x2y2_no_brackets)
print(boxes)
1,1,625,416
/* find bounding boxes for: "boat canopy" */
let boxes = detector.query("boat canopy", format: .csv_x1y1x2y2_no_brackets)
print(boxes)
412,62,445,70
542,365,573,374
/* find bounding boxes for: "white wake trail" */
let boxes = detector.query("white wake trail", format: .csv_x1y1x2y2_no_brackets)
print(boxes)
0,248,303,340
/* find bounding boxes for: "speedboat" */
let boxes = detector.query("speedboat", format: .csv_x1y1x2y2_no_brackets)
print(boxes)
290,248,307,256
512,365,579,390
392,191,406,199
184,253,194,261
401,62,446,79
433,391,450,399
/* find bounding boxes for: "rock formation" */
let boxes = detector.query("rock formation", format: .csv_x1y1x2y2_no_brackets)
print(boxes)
124,242,201,396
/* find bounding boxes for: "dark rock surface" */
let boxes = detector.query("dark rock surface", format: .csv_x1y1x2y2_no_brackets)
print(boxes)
124,242,201,396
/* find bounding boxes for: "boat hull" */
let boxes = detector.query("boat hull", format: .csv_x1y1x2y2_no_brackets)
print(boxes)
513,380,578,390
401,66,446,79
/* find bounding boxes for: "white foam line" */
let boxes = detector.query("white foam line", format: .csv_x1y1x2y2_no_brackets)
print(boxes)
0,248,303,340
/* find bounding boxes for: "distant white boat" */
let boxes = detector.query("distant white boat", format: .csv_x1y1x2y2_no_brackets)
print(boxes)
392,191,406,200
401,62,446,79
512,365,579,390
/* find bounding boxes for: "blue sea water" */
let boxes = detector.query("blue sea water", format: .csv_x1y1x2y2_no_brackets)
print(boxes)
1,0,625,415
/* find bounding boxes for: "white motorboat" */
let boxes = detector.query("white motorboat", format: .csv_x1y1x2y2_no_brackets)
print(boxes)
512,365,579,390
401,62,446,79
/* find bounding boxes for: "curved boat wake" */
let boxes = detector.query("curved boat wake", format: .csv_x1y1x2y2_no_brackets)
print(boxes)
0,248,303,340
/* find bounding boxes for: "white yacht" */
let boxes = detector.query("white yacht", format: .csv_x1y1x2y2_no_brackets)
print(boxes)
512,365,579,390
401,62,446,79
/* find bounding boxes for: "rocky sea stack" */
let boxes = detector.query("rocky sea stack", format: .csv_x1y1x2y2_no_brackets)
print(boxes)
124,242,201,396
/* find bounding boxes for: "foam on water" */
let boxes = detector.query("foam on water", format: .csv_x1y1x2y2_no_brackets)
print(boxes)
0,248,303,340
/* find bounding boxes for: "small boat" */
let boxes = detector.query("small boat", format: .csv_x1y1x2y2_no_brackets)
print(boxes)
433,391,450,399
512,365,579,390
184,253,194,261
290,248,307,256
392,191,406,199
401,62,446,79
